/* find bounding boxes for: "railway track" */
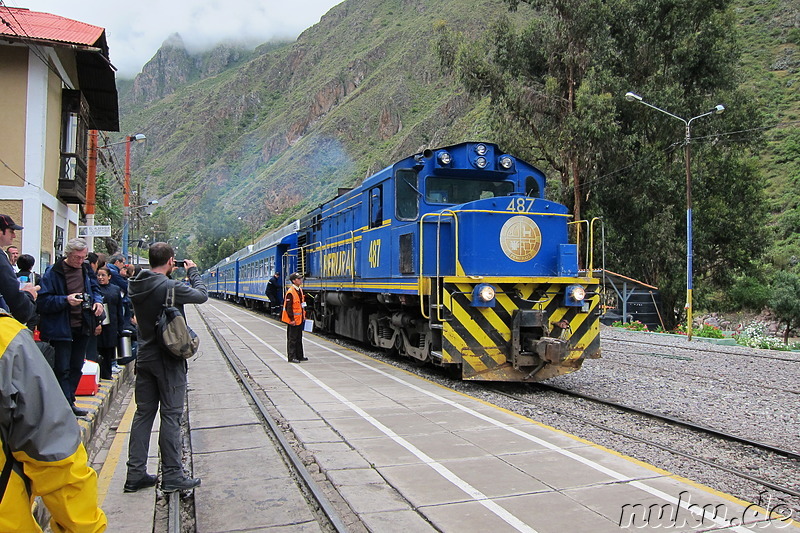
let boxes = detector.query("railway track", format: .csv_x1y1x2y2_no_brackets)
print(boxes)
594,352,800,395
489,384,800,499
205,320,350,533
607,336,800,363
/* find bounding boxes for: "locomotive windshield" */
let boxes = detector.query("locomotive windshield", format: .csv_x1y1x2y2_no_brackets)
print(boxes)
425,177,514,205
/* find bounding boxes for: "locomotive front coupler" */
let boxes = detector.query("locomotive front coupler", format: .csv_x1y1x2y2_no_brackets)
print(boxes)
510,309,570,370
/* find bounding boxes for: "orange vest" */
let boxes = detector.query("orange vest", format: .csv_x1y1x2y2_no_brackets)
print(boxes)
281,284,305,325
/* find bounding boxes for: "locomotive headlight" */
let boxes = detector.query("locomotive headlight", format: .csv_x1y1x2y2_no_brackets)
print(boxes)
471,283,496,307
564,284,586,306
475,143,488,156
437,151,452,165
475,156,488,169
499,155,514,169
478,284,495,301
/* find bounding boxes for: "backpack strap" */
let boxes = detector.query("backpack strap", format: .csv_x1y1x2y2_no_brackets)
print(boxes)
165,285,175,307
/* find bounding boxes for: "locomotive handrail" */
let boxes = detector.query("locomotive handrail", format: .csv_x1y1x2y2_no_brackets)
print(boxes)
418,212,455,320
447,209,572,218
568,219,590,270
589,217,604,279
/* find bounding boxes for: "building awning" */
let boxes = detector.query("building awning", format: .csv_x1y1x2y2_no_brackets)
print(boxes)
0,7,119,131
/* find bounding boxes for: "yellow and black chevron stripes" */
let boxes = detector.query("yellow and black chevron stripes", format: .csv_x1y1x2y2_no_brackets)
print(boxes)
441,280,600,381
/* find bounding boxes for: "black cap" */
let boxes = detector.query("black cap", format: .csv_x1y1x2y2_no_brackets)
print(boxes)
0,215,23,231
289,272,303,281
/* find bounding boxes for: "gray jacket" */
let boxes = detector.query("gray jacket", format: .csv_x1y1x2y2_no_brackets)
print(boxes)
128,266,207,363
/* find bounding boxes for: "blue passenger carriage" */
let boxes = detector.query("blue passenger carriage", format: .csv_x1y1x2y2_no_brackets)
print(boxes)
297,142,601,381
236,222,300,308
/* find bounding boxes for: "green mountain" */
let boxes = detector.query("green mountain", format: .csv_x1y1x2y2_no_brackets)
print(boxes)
114,0,798,269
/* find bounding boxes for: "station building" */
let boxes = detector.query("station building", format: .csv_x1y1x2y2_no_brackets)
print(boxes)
0,6,118,269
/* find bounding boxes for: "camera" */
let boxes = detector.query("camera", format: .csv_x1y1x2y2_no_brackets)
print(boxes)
174,260,185,268
75,293,93,310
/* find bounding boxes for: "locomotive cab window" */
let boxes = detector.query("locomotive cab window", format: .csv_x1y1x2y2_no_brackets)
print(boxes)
369,186,383,228
395,169,419,221
425,177,514,205
526,176,541,198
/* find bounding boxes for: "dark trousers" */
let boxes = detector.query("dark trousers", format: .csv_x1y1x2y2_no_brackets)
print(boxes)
126,358,187,483
286,324,304,361
98,346,116,380
51,329,89,405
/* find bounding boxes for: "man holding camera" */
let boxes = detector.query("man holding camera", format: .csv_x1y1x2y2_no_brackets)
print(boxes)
125,243,207,493
38,238,104,416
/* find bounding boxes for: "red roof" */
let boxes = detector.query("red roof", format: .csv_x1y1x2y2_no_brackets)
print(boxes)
0,6,104,47
0,6,119,131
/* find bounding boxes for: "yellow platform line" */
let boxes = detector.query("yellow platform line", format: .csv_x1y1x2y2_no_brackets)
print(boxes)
96,392,137,505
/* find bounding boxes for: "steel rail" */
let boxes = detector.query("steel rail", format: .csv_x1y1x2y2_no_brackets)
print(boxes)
167,491,181,533
607,337,800,363
538,383,800,461
489,386,800,499
204,321,350,533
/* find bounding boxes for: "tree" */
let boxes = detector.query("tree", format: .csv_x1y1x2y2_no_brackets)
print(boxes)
770,271,800,344
436,0,768,328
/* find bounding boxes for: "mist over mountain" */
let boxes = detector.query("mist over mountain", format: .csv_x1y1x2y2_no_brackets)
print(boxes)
114,0,798,261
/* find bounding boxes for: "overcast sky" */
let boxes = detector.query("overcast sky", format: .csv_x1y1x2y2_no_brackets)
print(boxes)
6,0,343,77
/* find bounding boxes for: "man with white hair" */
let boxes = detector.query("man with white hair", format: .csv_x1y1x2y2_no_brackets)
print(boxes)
37,238,104,416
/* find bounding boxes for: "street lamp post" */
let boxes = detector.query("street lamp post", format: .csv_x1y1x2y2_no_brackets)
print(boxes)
121,134,146,259
625,92,725,340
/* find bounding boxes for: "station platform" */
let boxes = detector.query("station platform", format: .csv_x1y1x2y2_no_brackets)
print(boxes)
93,301,796,532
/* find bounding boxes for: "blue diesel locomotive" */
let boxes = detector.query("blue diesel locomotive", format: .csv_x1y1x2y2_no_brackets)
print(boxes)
204,142,601,382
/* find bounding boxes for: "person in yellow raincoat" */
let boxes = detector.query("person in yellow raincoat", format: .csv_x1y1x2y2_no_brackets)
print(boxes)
0,311,106,532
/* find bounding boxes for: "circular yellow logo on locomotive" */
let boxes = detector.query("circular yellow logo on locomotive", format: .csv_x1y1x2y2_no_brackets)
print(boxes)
500,216,542,262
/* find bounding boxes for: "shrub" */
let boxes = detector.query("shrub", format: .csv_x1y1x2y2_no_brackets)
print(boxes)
611,320,649,332
694,323,726,339
734,322,799,351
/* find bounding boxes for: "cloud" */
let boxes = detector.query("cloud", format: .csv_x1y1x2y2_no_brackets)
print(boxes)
7,0,341,77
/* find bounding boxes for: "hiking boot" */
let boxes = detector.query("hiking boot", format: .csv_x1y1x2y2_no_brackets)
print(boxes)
124,474,157,493
162,477,201,492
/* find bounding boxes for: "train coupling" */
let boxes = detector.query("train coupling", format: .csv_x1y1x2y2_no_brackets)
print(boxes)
510,310,569,368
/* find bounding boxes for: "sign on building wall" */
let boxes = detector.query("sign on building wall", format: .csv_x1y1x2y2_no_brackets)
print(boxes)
78,225,112,237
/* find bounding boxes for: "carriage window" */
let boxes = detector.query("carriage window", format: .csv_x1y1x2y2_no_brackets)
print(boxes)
425,177,514,205
526,176,541,198
396,169,419,221
369,186,383,228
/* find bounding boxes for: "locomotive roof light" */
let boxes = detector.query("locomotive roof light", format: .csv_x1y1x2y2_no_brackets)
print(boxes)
564,284,586,306
475,156,488,169
472,283,496,307
499,155,514,170
437,151,452,166
475,143,488,156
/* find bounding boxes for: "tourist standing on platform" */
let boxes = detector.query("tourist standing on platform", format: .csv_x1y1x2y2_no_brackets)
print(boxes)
0,215,37,323
95,266,125,380
125,242,207,493
282,272,308,363
6,245,19,270
15,254,41,331
37,238,104,417
0,311,107,532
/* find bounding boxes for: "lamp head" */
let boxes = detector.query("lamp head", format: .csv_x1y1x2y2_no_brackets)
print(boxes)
625,91,642,102
713,104,725,115
130,133,146,143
